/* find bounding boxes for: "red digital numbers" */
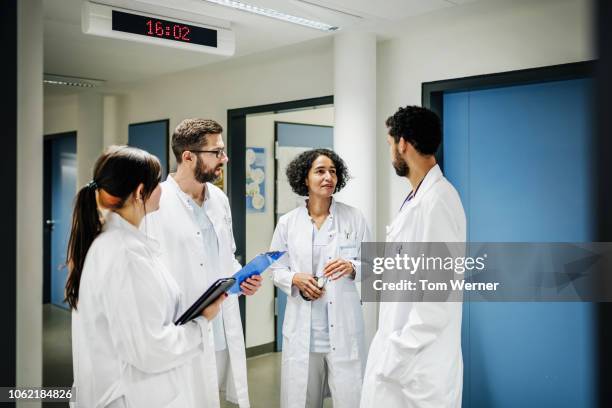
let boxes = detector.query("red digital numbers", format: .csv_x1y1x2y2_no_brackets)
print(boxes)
145,19,191,42
181,26,191,41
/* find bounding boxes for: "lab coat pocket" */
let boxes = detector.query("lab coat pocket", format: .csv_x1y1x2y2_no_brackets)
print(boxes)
339,246,359,261
124,373,180,408
339,234,359,265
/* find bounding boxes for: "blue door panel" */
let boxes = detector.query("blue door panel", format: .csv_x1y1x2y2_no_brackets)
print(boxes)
50,135,77,309
443,78,596,407
129,120,169,177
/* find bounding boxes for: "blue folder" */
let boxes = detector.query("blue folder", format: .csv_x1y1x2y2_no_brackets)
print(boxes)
228,251,286,294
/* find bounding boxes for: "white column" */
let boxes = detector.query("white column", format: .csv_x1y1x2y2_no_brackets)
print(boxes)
334,31,377,229
78,93,104,186
333,31,378,347
103,94,129,148
17,0,43,402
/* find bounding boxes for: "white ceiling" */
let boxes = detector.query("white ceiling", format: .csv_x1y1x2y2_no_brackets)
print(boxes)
43,0,476,88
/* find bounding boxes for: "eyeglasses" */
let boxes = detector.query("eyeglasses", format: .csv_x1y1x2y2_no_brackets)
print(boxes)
190,149,227,159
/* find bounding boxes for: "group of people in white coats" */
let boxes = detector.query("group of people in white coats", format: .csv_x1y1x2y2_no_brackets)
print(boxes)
68,119,262,408
67,105,466,408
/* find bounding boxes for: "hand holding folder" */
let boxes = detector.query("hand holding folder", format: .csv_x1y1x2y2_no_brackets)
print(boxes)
228,251,286,294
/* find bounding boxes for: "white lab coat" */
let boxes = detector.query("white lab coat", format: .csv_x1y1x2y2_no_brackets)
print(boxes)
270,199,371,408
360,164,466,408
145,175,250,407
71,211,214,408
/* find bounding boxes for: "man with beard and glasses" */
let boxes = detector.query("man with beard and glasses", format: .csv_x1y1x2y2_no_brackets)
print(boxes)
360,106,466,408
146,118,262,408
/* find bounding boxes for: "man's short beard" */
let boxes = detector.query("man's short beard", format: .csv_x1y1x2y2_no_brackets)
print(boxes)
194,156,219,184
393,154,409,177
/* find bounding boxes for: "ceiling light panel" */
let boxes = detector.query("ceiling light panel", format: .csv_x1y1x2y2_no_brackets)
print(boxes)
43,74,106,88
202,0,339,31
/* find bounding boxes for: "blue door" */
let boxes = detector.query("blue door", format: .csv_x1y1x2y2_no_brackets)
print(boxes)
45,133,77,309
128,120,169,177
274,122,333,351
443,78,596,407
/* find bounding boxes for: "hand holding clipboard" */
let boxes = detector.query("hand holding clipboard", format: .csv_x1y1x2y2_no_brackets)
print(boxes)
175,251,286,325
174,278,234,325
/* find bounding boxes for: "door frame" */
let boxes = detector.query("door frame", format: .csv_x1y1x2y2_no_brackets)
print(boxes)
226,95,333,345
43,131,77,305
422,61,594,170
421,60,606,404
1,0,16,389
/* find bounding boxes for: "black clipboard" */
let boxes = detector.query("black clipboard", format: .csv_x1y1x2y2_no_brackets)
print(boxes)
174,277,236,325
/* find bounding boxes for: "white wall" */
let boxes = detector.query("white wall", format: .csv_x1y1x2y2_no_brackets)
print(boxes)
375,0,594,239
76,93,104,186
103,94,129,147
18,0,43,405
44,91,110,185
245,107,334,348
44,93,78,135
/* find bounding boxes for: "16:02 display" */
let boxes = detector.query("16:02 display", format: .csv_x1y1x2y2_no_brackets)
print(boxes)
145,20,191,42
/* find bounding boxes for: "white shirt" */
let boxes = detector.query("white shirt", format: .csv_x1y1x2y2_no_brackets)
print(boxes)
177,186,227,351
310,217,331,353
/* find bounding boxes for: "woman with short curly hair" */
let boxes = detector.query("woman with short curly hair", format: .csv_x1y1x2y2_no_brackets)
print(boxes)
269,148,371,408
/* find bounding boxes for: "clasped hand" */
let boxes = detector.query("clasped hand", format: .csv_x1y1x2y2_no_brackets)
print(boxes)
292,258,354,300
323,258,355,280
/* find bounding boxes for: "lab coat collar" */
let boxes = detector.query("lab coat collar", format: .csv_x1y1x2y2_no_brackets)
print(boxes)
105,211,161,255
303,196,337,221
408,164,443,205
165,173,210,209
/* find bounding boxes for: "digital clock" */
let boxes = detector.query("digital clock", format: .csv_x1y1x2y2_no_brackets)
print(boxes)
112,10,217,48
82,2,235,56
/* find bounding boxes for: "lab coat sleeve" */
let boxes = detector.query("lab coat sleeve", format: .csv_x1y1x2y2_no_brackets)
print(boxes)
102,251,210,374
350,213,372,283
378,199,463,383
269,219,299,297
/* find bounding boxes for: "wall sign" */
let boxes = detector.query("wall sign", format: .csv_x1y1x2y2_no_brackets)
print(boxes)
246,147,266,213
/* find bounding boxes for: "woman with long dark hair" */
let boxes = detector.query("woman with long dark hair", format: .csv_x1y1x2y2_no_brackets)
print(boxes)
270,149,371,408
67,146,225,408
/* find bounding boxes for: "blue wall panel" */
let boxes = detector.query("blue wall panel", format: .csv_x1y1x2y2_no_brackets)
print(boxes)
276,122,333,148
129,120,169,176
443,78,595,407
